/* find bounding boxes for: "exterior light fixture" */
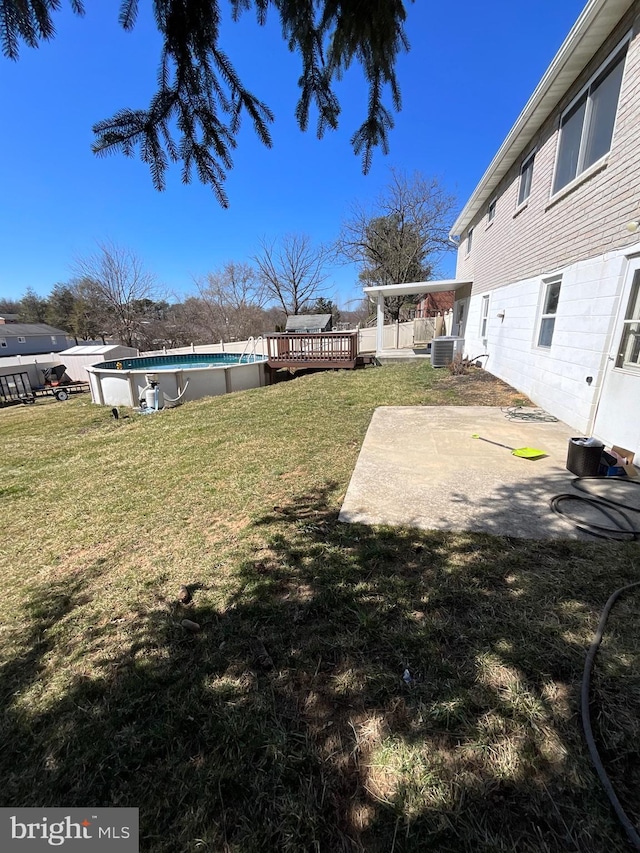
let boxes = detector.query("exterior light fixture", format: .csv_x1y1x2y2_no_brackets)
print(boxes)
625,220,639,233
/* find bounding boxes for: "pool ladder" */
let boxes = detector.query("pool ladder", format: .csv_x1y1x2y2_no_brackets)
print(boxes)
239,336,264,363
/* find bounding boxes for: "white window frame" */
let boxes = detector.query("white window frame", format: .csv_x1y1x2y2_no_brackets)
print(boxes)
518,151,535,206
487,198,497,223
17,336,26,343
480,295,490,339
616,270,640,372
466,227,473,255
536,276,562,349
0,337,6,347
551,34,630,197
50,335,57,344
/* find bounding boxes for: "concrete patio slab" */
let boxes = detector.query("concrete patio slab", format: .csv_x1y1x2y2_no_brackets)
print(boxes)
339,406,594,540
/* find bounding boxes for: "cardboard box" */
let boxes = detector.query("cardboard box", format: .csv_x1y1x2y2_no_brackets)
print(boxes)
610,445,639,479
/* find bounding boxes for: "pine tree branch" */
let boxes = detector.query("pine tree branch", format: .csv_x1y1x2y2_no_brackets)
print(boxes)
1,0,84,58
119,0,138,30
4,0,412,199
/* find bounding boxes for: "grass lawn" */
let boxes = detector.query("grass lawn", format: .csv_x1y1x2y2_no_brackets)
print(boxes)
1,363,638,852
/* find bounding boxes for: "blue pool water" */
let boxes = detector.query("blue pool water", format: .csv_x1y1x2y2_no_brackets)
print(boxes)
96,353,267,371
151,362,221,370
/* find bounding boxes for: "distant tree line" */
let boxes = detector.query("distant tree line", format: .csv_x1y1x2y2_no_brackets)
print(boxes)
0,244,351,351
0,278,350,352
1,170,457,349
0,236,351,350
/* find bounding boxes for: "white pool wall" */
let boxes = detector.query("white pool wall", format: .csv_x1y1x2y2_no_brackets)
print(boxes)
86,360,267,407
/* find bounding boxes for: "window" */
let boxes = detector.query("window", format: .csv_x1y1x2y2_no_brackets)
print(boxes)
518,152,535,205
537,277,562,347
467,227,473,254
553,42,627,194
488,198,497,223
0,338,6,347
50,335,57,344
17,336,26,343
480,295,490,338
616,271,640,370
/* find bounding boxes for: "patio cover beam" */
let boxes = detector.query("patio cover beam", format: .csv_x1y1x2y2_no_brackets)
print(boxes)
363,279,473,353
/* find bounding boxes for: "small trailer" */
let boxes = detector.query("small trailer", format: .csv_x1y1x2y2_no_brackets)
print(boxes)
0,368,89,405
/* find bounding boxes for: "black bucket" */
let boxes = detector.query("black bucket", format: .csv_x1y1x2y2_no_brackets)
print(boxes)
566,438,603,477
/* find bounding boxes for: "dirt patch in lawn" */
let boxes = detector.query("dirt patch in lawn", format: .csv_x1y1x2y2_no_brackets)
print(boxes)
434,366,533,407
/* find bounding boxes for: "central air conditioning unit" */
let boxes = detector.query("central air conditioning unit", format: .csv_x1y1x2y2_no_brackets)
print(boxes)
430,336,465,368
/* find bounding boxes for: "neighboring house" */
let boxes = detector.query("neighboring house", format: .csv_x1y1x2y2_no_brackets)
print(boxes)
413,291,455,319
284,314,333,333
0,314,20,323
450,0,640,461
415,290,455,317
0,323,74,356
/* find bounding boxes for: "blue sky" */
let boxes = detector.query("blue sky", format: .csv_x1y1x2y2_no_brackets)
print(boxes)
0,0,586,308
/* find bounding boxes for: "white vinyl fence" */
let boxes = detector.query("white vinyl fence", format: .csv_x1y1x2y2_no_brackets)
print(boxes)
140,312,454,359
356,313,452,353
141,338,270,358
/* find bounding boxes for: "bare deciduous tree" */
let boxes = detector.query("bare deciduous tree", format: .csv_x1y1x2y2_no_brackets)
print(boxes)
73,242,157,346
195,262,267,341
340,296,372,328
0,297,22,315
337,169,457,320
66,278,109,343
253,234,331,316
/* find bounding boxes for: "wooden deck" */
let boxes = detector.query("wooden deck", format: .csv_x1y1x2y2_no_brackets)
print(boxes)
266,332,359,370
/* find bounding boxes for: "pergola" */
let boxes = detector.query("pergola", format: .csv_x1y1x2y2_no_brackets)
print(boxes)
363,280,473,352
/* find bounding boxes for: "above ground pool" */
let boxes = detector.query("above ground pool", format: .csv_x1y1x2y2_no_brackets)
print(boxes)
86,352,269,407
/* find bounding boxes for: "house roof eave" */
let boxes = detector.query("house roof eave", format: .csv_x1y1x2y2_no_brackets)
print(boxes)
449,0,634,238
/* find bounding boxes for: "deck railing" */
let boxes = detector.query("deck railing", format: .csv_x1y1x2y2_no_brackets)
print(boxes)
265,332,358,368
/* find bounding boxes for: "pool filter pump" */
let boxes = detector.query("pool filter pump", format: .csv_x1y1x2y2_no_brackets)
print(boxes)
140,377,161,411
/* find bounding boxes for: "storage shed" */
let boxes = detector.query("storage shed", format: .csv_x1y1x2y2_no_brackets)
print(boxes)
58,345,138,382
284,314,332,333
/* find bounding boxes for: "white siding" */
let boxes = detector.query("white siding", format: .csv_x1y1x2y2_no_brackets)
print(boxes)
461,251,630,433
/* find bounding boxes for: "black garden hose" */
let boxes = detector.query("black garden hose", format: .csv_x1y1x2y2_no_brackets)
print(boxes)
550,477,640,541
549,493,639,540
501,405,559,423
581,580,640,850
550,476,640,844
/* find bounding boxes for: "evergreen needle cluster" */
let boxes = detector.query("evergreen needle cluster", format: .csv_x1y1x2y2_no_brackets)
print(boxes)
1,0,413,204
